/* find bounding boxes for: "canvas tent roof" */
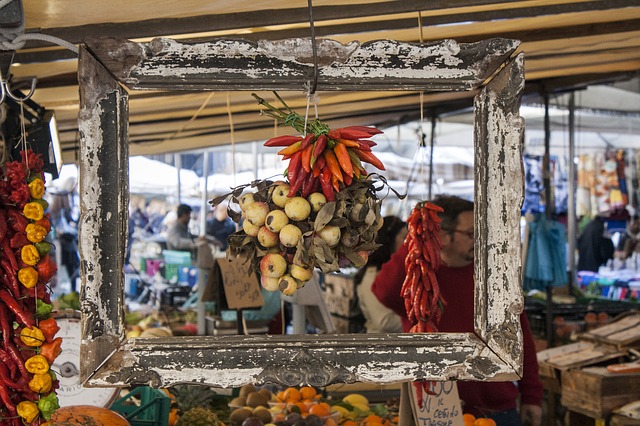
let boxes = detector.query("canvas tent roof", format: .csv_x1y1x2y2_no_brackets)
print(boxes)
1,0,638,163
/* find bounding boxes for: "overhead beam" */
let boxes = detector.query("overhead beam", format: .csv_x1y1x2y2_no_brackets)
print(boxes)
15,1,639,64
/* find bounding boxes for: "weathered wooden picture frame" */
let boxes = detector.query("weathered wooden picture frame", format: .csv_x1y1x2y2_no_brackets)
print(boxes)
77,37,525,388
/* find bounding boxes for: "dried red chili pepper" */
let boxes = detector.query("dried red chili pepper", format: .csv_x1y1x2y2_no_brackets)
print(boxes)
6,209,28,233
0,210,7,240
300,133,316,150
263,135,302,147
36,254,57,283
0,306,13,347
1,259,21,296
287,151,302,185
9,232,30,249
287,168,308,197
1,239,19,271
312,134,328,159
0,289,35,328
0,381,16,413
5,341,30,379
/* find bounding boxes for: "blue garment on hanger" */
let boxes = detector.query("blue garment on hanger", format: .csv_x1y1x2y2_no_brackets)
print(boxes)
523,215,568,290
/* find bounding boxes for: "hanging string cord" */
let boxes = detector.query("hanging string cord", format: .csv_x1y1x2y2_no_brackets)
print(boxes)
226,93,237,186
307,0,319,96
0,1,78,54
163,92,214,142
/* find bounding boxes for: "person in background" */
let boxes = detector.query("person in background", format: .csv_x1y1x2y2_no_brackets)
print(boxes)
372,195,543,426
166,204,218,254
355,216,407,333
616,215,639,260
577,216,615,272
206,202,236,251
49,192,80,291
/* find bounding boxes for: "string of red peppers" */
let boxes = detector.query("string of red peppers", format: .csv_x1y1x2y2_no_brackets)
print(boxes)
0,150,61,425
253,93,386,198
401,201,447,407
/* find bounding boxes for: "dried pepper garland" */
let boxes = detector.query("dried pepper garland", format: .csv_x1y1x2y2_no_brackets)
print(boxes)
0,150,60,425
401,201,447,406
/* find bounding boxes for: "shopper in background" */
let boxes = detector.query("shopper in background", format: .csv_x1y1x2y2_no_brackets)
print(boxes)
49,192,80,291
577,216,615,272
205,202,236,251
372,195,543,426
355,216,407,333
616,215,639,260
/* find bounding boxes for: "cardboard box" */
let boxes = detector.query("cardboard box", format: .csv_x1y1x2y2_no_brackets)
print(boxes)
561,367,640,419
323,273,355,299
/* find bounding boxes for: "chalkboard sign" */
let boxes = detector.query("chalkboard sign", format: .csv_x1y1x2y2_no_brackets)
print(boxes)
400,381,463,426
217,256,264,310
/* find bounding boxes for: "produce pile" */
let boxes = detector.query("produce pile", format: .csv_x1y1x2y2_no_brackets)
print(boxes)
212,94,398,295
0,150,60,425
224,384,397,426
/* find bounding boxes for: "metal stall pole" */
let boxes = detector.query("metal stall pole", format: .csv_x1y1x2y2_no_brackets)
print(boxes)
175,153,182,204
543,92,554,347
197,151,210,335
567,92,577,291
428,114,436,200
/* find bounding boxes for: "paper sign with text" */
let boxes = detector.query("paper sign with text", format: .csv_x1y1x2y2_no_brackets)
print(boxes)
217,256,264,309
405,381,464,426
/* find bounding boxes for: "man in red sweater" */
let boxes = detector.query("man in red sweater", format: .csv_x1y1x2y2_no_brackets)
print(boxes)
372,195,542,426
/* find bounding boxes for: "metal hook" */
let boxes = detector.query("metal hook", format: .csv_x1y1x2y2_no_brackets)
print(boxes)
4,77,37,103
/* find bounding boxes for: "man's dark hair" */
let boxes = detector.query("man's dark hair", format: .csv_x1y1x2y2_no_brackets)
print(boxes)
430,195,474,231
177,204,192,218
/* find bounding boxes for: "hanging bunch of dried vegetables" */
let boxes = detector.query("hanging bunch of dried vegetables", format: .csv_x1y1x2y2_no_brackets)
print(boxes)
211,93,401,296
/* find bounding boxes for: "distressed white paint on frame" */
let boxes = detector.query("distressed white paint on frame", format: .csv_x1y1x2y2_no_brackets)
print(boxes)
78,38,526,389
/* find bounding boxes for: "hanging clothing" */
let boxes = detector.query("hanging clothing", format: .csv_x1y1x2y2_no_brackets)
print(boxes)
523,214,568,291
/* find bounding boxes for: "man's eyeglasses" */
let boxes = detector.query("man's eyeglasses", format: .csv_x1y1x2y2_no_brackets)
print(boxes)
446,229,474,239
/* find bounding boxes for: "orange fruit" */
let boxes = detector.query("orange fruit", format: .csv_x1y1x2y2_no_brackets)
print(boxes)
300,386,317,401
308,402,331,417
362,414,384,425
474,418,497,426
324,418,339,426
283,387,301,403
463,413,476,426
342,421,358,426
293,401,310,414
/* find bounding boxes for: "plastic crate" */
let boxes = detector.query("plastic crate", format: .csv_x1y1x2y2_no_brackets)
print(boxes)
162,250,192,264
178,266,199,286
111,386,170,426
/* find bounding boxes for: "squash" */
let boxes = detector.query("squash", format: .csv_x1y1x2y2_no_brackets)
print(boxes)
48,405,130,425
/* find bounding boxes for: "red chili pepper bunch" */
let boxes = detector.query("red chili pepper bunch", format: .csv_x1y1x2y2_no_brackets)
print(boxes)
401,201,447,334
0,149,61,425
254,93,386,202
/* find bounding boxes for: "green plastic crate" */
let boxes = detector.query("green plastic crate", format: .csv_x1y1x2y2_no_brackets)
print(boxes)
162,250,192,264
111,386,170,426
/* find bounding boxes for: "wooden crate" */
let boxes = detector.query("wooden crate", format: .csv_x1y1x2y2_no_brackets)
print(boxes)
561,367,640,419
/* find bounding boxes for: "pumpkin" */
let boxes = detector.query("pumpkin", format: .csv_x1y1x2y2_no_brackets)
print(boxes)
48,406,130,425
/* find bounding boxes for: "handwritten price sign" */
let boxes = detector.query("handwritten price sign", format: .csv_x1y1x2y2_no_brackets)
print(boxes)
218,256,264,309
404,382,464,426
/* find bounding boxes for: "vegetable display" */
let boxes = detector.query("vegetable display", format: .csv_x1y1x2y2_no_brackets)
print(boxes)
211,93,397,295
0,150,60,425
